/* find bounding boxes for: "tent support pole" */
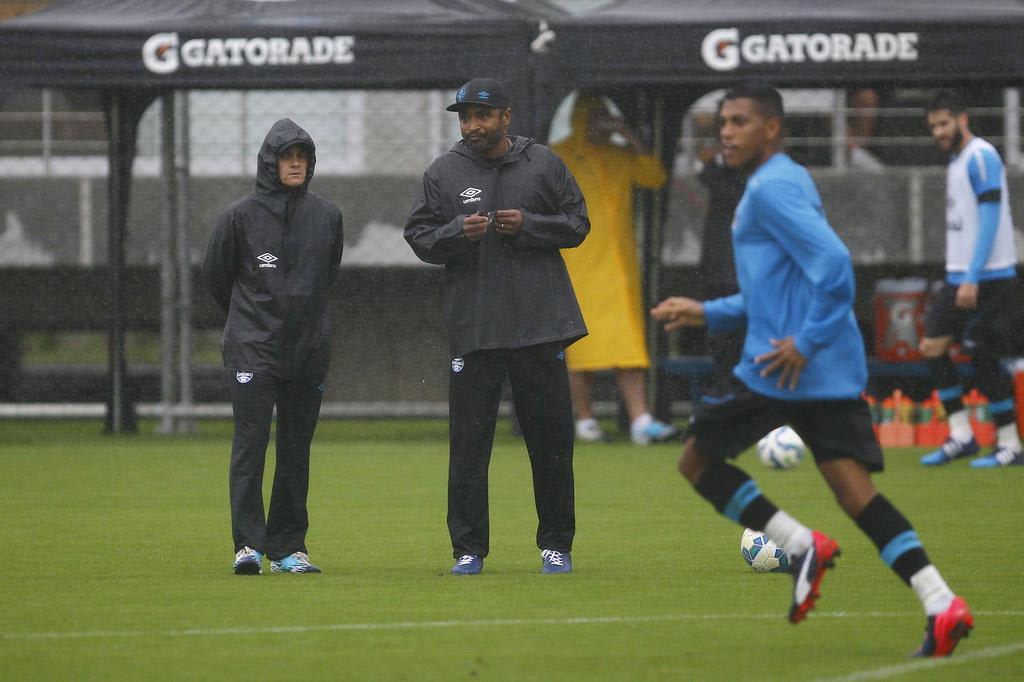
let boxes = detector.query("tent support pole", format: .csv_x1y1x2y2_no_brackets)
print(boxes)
158,93,179,434
174,90,195,434
645,90,667,420
103,91,153,434
105,94,129,433
1006,88,1021,170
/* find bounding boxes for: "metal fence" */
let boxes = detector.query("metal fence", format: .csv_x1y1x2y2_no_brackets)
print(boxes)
0,89,463,268
2,86,1023,270
666,167,1024,266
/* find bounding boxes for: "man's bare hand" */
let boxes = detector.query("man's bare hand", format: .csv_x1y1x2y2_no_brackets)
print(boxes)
494,209,523,237
754,337,807,390
650,297,706,331
955,282,978,309
462,213,489,241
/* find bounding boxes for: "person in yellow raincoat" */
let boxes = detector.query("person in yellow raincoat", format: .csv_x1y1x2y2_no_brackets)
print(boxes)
552,93,680,445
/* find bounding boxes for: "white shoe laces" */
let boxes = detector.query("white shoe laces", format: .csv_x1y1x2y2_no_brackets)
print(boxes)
993,448,1020,465
942,438,972,456
541,550,565,566
236,546,258,560
456,555,477,566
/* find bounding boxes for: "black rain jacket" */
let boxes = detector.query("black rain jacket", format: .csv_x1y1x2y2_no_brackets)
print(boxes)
405,136,589,358
202,118,344,381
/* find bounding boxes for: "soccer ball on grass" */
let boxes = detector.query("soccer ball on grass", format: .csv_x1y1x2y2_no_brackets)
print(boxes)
757,425,805,469
740,528,791,573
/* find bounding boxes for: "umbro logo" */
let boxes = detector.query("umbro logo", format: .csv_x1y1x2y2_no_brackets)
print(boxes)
257,252,278,268
460,187,483,204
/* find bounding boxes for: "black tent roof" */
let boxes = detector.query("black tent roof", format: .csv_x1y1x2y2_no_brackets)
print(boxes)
0,0,556,91
540,0,1024,88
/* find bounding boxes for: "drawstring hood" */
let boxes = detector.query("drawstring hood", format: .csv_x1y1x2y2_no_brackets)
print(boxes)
255,118,317,214
202,116,343,382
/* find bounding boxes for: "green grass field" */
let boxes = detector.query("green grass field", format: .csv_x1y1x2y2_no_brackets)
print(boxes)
1,419,1021,681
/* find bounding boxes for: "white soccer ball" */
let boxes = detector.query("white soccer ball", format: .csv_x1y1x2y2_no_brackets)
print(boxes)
757,425,805,469
740,528,791,573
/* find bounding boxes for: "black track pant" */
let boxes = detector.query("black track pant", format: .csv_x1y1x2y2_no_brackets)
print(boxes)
227,371,324,560
448,342,575,559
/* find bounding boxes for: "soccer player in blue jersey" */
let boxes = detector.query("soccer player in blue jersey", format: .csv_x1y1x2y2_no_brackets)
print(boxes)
651,81,973,656
919,91,1022,468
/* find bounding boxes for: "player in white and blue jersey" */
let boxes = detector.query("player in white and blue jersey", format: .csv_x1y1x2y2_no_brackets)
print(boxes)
920,91,1022,468
651,81,972,657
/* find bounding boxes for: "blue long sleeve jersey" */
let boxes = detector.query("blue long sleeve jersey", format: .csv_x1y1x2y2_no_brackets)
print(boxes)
703,153,867,400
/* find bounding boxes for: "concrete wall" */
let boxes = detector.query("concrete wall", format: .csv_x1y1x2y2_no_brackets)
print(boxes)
0,175,424,267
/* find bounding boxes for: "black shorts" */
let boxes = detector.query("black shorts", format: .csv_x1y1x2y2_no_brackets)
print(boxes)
685,378,884,472
924,278,1017,355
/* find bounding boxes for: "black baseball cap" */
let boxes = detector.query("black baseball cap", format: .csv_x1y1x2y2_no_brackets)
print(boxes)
446,78,510,112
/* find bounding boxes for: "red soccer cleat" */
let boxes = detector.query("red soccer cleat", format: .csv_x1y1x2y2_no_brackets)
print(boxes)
788,530,841,624
914,596,974,657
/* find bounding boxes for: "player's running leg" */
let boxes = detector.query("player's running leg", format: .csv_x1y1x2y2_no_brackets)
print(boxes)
681,387,841,623
680,436,838,623
970,349,1023,467
821,460,973,656
921,353,979,466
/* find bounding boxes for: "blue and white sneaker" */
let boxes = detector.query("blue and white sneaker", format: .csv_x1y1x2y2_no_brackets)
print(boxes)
921,437,979,466
271,551,321,573
970,446,1023,468
233,546,263,575
541,549,572,574
631,419,681,445
451,554,483,575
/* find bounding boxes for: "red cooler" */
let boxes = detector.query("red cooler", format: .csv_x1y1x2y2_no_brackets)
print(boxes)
874,278,928,362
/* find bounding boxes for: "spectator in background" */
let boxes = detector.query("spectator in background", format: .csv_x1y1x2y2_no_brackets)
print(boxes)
696,110,747,386
847,87,886,172
553,93,680,445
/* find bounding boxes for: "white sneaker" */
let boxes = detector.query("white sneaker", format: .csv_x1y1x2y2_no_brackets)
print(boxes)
271,551,321,573
576,419,608,443
631,419,681,445
233,546,263,575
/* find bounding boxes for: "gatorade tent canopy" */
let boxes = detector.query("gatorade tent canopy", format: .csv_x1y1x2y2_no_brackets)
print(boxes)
0,0,546,92
538,0,1024,90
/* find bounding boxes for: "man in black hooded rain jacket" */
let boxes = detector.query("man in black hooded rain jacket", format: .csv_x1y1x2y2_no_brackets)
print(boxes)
405,78,590,576
203,118,343,575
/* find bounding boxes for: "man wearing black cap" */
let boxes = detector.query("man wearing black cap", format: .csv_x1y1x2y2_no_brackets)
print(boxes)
406,78,590,575
203,118,344,576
